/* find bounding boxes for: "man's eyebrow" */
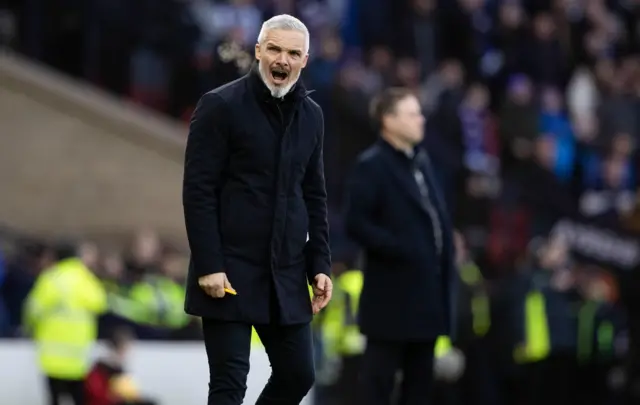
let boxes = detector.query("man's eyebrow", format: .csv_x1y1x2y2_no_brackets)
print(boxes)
266,43,303,53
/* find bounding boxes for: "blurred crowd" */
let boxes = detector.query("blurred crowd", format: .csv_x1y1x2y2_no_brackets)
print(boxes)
0,229,198,340
3,0,640,403
4,0,640,227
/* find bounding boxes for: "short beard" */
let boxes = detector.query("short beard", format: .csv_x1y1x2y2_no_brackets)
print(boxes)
258,61,300,99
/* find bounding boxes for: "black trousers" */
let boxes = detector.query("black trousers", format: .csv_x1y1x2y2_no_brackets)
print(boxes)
459,339,500,405
335,355,363,405
202,318,315,405
46,376,84,405
525,354,579,405
360,339,436,405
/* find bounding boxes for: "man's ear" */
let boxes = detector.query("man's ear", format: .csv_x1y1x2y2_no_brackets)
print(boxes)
254,43,261,61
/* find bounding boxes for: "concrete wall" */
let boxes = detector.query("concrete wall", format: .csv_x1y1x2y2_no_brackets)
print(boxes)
0,340,314,405
0,52,188,248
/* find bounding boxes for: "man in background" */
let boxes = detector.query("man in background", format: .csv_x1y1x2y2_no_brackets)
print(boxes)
345,87,457,405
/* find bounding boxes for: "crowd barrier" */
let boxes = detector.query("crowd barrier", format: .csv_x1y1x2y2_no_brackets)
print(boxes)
0,340,313,405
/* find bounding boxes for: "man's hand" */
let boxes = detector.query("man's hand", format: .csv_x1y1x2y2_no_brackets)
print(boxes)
311,274,333,314
198,272,234,298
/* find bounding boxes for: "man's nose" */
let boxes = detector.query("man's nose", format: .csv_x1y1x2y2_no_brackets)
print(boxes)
275,53,289,66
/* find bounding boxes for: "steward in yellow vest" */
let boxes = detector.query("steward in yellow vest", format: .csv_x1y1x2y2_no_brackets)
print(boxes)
125,275,189,327
449,235,496,405
513,267,583,405
107,274,191,337
24,253,107,404
458,261,490,342
575,295,625,404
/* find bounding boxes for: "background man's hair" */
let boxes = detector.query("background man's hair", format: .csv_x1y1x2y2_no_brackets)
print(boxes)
369,87,416,130
257,14,310,54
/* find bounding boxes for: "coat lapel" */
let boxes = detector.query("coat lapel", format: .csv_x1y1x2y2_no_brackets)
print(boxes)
379,146,428,214
417,149,455,260
416,149,449,221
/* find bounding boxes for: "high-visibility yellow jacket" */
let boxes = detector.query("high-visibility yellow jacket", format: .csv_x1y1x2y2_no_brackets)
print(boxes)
435,335,453,357
459,262,490,337
324,270,366,356
514,290,550,364
109,275,190,329
24,258,107,380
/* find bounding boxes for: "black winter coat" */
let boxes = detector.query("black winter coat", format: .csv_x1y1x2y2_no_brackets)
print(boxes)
345,140,457,341
183,67,331,324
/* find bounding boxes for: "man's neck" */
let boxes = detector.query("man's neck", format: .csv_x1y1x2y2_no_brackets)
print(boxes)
381,132,414,156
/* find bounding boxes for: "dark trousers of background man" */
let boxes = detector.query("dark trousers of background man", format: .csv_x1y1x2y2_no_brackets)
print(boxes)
360,340,436,405
46,376,84,405
334,355,363,405
524,354,579,405
459,338,501,405
201,318,315,405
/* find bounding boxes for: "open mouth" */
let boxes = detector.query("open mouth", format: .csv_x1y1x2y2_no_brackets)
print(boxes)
271,69,289,84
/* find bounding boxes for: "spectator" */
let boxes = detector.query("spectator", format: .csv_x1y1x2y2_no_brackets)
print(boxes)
399,0,440,78
100,250,126,293
566,67,599,129
526,12,567,87
499,74,538,162
196,28,253,97
367,46,395,90
488,1,528,105
579,155,636,222
538,86,576,183
394,57,422,91
191,0,262,54
86,327,158,405
597,58,639,147
304,30,343,111
125,229,162,279
1,241,53,335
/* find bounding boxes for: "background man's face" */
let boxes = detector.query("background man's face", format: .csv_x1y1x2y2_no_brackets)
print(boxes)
385,95,425,145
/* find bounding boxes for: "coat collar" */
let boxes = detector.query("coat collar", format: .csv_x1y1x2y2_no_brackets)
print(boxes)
378,139,425,211
247,62,313,103
378,138,446,215
377,138,421,162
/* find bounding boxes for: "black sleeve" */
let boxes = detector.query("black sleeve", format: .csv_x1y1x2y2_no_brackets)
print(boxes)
344,158,409,260
183,92,229,278
302,107,331,283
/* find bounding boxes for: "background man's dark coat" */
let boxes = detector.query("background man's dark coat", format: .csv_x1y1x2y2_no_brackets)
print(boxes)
345,140,457,341
183,68,331,325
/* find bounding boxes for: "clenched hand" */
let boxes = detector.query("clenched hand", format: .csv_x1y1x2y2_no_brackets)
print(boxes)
311,274,333,314
198,272,234,298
